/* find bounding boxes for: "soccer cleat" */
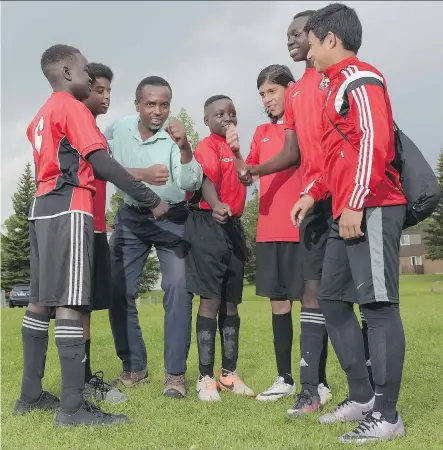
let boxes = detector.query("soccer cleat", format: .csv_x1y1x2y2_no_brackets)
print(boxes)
256,376,296,402
14,391,60,416
318,383,332,406
84,371,127,404
338,411,406,444
286,390,321,418
164,373,186,399
319,396,375,424
55,401,129,427
217,368,255,396
110,369,149,388
196,375,221,402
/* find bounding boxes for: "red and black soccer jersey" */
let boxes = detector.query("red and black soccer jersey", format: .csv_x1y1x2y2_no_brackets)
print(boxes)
193,134,246,217
306,57,407,219
246,122,302,242
284,68,328,194
27,92,106,219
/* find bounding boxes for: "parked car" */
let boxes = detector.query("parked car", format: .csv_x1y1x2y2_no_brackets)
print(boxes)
8,283,31,308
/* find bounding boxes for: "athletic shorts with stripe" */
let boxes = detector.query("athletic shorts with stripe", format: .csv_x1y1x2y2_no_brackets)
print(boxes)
319,205,406,305
255,242,304,301
29,212,94,307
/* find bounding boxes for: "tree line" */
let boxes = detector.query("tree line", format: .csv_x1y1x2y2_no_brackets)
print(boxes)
2,112,442,293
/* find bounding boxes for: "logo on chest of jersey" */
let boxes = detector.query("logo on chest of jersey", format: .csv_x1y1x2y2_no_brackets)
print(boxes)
262,137,270,143
319,75,330,91
222,157,234,163
291,90,301,98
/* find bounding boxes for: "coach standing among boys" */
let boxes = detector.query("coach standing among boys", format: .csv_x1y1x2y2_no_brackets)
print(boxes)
105,76,203,398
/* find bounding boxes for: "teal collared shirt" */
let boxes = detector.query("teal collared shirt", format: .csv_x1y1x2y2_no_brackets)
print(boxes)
104,115,203,205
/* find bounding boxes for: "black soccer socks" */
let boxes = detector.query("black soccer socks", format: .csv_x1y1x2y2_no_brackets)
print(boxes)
300,308,326,396
20,311,50,403
55,319,85,414
272,312,294,384
218,314,240,373
196,315,217,377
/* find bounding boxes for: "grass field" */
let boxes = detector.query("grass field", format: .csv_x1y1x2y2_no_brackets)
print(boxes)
2,275,443,450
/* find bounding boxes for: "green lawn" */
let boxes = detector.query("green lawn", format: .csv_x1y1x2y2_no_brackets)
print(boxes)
2,275,443,450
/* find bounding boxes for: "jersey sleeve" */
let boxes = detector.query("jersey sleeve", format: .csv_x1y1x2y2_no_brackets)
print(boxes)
283,87,296,131
193,139,220,185
304,176,329,201
345,80,390,211
245,127,261,165
63,100,105,158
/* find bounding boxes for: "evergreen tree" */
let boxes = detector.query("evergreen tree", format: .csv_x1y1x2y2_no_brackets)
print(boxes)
1,163,36,291
424,150,443,260
242,187,259,283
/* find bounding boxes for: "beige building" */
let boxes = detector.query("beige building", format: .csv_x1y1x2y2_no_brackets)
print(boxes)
399,227,443,275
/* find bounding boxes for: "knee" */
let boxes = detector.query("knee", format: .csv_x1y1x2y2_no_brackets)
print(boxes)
55,306,83,321
225,303,239,316
27,303,51,319
199,298,220,319
301,280,321,309
271,300,291,315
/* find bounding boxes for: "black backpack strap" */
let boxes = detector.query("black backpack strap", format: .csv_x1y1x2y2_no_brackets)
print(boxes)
326,113,403,193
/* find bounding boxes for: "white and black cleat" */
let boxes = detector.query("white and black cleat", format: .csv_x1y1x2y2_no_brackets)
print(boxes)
339,411,405,444
319,396,375,424
256,376,296,402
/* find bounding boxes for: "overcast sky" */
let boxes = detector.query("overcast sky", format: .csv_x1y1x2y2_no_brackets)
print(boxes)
1,1,442,221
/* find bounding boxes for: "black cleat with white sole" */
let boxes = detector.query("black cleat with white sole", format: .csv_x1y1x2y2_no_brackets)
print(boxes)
55,401,129,427
339,411,405,444
14,391,60,416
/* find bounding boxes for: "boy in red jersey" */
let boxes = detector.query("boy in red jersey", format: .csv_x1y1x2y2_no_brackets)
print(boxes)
14,44,167,427
185,95,254,402
291,4,407,443
81,62,126,404
240,10,373,417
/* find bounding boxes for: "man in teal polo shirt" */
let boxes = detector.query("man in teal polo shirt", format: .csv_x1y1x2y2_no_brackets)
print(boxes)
105,76,203,398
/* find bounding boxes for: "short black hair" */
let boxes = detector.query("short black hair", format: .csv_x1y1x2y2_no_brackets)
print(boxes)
293,10,316,20
256,65,295,90
88,62,113,84
40,44,81,77
204,95,232,110
135,76,171,102
305,3,362,54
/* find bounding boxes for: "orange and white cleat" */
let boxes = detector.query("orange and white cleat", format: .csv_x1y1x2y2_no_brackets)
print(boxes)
217,368,255,397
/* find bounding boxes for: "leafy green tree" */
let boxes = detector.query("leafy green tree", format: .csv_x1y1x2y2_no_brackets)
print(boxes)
241,187,259,283
171,108,200,150
1,163,36,291
424,150,443,260
106,192,124,229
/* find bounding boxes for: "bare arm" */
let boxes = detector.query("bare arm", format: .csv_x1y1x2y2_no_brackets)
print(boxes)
251,129,301,177
201,177,221,209
201,177,232,224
